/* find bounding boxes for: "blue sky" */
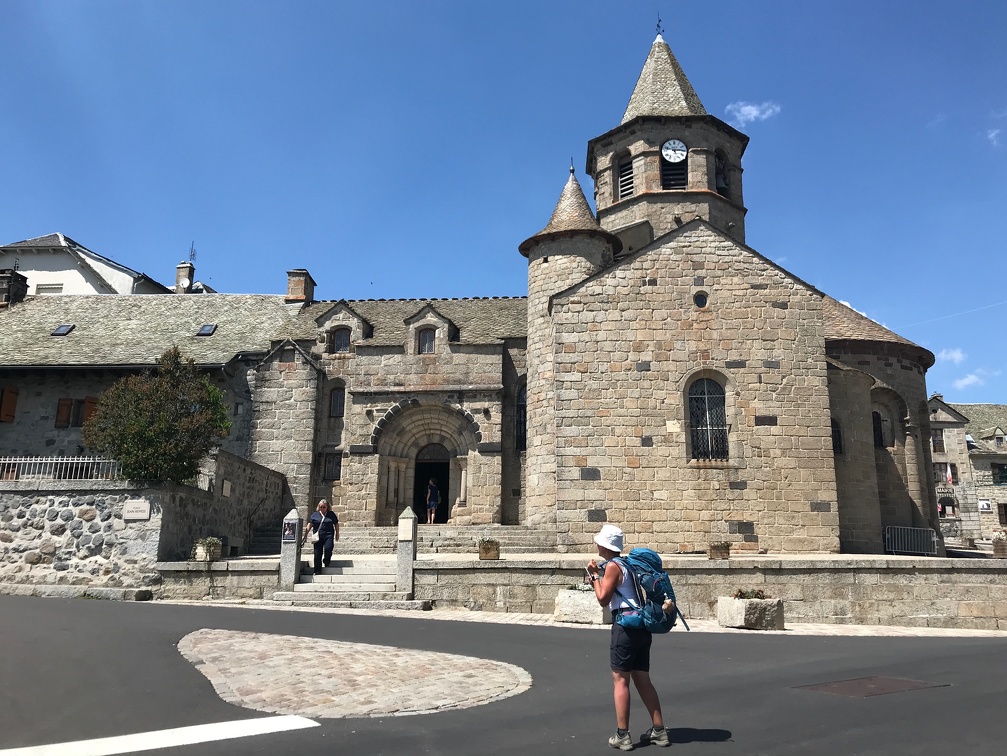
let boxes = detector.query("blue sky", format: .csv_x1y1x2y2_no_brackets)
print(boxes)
2,1,1005,403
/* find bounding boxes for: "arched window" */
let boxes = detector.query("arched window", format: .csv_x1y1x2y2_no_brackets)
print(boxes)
418,328,436,354
616,156,635,199
715,150,730,198
660,146,688,190
831,419,843,455
516,384,527,451
872,411,885,449
688,378,728,460
330,328,351,354
329,386,345,418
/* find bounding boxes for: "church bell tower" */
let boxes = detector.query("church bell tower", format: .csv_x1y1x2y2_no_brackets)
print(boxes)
586,34,750,250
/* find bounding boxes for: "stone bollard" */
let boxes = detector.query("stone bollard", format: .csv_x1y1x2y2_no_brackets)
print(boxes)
278,508,302,592
717,596,785,630
397,506,417,597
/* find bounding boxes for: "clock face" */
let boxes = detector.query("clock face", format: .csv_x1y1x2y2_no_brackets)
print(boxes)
661,139,687,163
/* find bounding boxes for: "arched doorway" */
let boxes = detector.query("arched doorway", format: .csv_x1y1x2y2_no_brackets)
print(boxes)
414,443,450,523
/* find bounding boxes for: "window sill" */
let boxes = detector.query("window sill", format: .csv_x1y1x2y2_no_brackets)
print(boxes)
687,459,741,470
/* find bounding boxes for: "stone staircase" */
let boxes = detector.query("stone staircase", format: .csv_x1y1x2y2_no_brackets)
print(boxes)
270,557,431,610
247,526,281,556
334,525,559,555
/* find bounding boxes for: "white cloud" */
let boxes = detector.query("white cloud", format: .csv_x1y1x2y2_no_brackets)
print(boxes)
989,129,1002,147
937,348,966,364
953,373,984,390
926,113,947,129
839,300,870,318
725,101,781,127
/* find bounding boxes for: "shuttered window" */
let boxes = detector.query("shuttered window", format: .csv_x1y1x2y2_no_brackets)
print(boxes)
0,386,18,423
82,397,98,425
55,399,73,428
660,156,688,190
617,159,634,199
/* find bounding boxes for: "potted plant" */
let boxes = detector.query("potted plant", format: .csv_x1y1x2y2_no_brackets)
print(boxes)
717,588,785,630
191,536,223,562
708,541,731,560
993,530,1007,558
478,537,500,560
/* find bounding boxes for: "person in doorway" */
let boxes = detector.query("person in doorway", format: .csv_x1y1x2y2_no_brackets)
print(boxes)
304,499,339,575
586,524,669,751
426,478,440,524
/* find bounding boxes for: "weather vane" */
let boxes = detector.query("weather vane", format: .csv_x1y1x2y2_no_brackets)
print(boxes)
189,241,197,264
656,13,663,36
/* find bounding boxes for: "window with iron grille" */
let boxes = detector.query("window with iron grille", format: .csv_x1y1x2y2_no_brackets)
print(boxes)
418,328,436,354
660,155,688,190
329,387,345,418
331,328,351,353
516,384,527,452
831,419,843,455
323,453,342,481
931,428,945,453
688,378,728,460
617,159,634,199
872,411,885,449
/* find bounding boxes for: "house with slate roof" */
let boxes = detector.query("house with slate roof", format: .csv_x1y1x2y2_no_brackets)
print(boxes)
942,400,1007,537
0,233,171,295
0,34,947,555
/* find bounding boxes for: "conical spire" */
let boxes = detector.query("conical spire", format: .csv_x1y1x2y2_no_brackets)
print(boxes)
622,34,706,123
519,167,621,256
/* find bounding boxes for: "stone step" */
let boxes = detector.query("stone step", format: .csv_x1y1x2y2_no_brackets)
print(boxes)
269,593,432,610
293,582,398,592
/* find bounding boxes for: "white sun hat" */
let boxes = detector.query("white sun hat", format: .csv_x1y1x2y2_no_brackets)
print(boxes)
593,524,624,553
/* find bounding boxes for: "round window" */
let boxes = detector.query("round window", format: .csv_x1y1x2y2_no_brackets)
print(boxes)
693,292,708,308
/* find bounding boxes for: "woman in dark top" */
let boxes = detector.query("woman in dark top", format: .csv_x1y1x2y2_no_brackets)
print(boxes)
426,478,439,524
304,499,340,575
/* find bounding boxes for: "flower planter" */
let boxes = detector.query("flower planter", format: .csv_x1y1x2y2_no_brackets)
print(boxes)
478,540,500,560
717,596,785,630
708,544,731,560
192,542,222,562
554,588,611,625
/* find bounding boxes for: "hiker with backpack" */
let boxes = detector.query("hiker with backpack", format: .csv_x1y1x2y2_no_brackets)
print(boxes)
587,523,672,751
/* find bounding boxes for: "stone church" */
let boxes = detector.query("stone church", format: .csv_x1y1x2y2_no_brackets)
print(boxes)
0,35,941,555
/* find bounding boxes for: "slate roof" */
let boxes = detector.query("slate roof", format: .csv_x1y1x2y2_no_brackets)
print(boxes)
296,298,527,346
622,34,707,123
0,294,527,367
0,294,301,367
518,169,621,256
948,404,1007,441
820,295,932,364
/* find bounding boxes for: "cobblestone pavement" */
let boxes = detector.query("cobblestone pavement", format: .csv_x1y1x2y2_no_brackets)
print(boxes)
177,628,532,719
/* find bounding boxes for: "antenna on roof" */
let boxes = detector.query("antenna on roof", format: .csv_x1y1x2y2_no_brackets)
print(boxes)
656,13,664,36
188,242,197,264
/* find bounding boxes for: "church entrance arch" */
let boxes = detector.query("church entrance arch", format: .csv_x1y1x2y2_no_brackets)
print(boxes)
414,443,450,523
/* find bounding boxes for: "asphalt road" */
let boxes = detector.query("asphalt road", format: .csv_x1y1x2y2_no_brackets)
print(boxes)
2,595,1005,755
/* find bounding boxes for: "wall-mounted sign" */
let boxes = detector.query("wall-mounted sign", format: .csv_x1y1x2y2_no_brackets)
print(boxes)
122,499,151,521
979,499,992,512
222,480,232,498
281,520,298,542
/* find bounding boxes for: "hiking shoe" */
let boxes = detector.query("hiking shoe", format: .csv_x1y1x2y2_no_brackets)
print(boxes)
643,726,670,747
608,730,634,751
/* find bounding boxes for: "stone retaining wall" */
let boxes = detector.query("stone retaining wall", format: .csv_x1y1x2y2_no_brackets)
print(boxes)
154,559,280,600
414,556,1007,630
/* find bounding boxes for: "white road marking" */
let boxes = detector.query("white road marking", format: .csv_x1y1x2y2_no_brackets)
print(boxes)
0,715,319,755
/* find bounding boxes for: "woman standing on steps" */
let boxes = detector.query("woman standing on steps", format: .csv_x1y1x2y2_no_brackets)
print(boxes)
303,499,340,575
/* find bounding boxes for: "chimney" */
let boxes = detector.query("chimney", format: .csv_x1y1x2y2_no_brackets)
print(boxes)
175,261,195,294
286,269,316,303
0,269,28,308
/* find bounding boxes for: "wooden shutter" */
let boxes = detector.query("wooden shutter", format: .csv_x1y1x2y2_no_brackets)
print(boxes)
0,386,18,423
55,398,73,428
82,396,99,424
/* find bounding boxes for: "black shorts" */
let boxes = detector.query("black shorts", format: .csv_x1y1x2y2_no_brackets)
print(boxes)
610,622,652,672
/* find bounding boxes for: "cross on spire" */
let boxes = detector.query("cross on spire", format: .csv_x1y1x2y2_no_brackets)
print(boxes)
656,13,663,36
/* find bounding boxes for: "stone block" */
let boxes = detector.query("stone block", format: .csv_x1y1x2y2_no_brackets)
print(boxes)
554,588,611,624
717,596,785,630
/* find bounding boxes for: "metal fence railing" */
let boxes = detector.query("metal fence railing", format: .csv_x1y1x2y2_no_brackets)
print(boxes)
0,456,122,482
883,525,938,556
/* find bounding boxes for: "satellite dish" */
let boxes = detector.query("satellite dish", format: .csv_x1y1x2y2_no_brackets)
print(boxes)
179,278,191,289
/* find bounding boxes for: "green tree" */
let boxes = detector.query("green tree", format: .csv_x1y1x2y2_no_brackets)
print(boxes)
83,346,231,482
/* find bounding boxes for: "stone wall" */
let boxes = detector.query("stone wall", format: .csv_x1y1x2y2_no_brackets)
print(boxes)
155,559,280,600
0,454,287,588
546,224,839,554
414,556,1007,630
